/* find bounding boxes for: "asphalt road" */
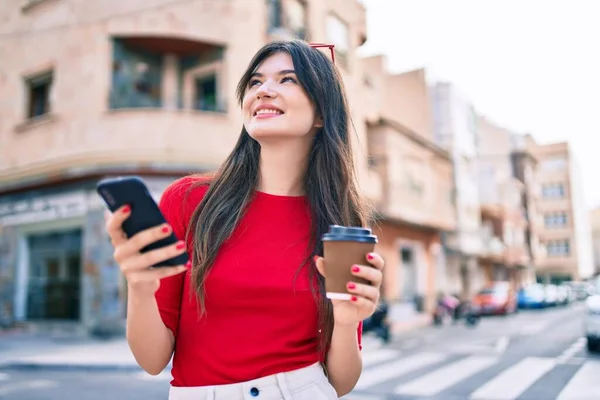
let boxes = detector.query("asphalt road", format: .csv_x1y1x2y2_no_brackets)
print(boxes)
0,303,596,400
350,301,599,400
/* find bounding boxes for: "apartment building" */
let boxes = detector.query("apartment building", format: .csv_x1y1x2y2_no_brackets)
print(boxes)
431,82,485,298
475,117,531,289
590,208,600,276
510,134,544,278
362,60,456,313
0,0,371,333
529,142,594,282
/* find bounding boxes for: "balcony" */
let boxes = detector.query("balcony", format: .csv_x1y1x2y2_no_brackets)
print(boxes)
1,35,240,189
443,229,483,256
479,210,530,267
535,255,577,274
1,109,239,186
479,233,506,264
368,118,456,231
504,245,530,267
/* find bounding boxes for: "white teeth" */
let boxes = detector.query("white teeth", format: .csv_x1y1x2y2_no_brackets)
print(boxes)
256,109,282,115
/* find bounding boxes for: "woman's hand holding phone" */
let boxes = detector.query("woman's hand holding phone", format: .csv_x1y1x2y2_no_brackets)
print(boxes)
106,204,189,297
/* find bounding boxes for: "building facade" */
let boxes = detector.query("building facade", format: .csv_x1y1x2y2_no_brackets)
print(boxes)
530,142,594,282
362,60,457,314
510,134,543,282
475,117,531,290
0,0,372,333
590,208,600,277
431,82,485,298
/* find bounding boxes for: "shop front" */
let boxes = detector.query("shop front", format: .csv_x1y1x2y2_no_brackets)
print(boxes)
0,176,177,335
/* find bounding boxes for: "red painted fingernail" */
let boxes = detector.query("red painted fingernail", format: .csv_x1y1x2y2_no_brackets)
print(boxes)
185,261,192,267
122,205,131,213
367,253,374,260
162,225,170,233
176,241,185,250
352,265,360,273
351,296,358,302
347,283,356,289
313,255,319,263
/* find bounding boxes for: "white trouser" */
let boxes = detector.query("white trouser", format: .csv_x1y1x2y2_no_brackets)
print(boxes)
168,362,338,400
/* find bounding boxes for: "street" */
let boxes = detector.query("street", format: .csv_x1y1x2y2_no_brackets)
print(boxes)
0,304,597,400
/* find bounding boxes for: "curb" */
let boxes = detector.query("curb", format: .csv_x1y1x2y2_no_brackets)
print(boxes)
0,359,174,373
0,361,150,372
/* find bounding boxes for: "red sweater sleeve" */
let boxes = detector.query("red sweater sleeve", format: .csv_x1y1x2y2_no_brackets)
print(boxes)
154,176,207,336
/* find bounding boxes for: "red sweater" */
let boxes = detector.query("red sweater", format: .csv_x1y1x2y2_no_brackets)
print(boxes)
155,176,362,386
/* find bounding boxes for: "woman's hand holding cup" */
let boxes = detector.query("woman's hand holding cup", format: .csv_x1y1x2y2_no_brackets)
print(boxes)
315,252,384,326
105,205,189,297
315,225,385,327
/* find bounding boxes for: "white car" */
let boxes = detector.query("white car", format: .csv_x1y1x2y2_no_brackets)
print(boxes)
585,294,600,352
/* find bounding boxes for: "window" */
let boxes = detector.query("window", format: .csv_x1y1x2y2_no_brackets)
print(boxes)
546,239,570,257
544,212,568,228
542,183,565,199
109,38,226,112
183,55,226,113
367,155,380,168
286,0,307,38
267,0,283,29
194,75,218,112
267,0,307,39
326,14,349,67
110,40,162,109
25,71,53,119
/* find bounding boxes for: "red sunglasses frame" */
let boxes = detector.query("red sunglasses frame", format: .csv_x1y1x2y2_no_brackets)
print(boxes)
309,43,335,64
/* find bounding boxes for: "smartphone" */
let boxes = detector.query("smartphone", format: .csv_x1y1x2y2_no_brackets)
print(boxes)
96,176,189,267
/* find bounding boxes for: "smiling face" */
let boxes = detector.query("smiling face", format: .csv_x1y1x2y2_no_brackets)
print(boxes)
242,52,321,141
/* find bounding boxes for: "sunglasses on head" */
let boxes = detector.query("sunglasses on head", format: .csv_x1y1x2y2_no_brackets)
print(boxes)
309,43,335,64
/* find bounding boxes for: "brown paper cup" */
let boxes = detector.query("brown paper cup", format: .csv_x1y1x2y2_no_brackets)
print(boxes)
323,241,376,300
321,225,378,301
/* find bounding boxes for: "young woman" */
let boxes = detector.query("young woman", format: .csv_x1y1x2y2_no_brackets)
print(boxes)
105,40,385,400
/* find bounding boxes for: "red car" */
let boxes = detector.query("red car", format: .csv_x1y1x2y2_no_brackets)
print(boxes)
473,282,517,315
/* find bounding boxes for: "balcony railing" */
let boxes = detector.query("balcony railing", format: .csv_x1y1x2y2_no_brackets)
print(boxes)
1,109,239,185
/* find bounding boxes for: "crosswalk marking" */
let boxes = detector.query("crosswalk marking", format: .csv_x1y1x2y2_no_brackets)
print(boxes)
470,357,556,400
361,348,400,368
394,355,497,396
557,337,587,364
556,360,600,400
354,352,447,390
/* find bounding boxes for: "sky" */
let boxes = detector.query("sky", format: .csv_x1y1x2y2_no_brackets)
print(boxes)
359,0,600,209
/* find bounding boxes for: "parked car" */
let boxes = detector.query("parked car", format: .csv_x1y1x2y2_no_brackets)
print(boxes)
564,281,594,301
585,294,600,352
473,282,517,315
543,284,560,307
517,284,546,309
556,285,572,306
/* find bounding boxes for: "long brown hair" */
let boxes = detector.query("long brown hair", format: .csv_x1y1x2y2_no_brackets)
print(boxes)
186,40,371,357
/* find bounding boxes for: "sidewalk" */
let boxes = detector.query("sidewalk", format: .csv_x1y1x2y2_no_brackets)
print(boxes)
0,330,144,372
0,312,430,372
391,313,431,335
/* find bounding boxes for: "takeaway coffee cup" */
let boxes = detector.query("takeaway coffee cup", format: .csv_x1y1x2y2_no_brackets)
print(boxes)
322,225,378,300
